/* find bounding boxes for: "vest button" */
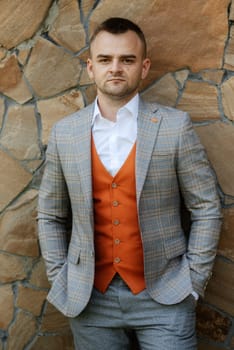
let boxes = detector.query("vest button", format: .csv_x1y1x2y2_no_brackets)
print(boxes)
112,182,118,188
114,257,121,263
113,219,120,225
114,238,120,245
112,200,119,207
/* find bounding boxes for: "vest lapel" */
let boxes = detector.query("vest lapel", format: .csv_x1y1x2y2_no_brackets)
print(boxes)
136,98,162,206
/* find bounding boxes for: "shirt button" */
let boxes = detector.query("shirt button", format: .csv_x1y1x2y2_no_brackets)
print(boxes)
114,257,121,263
113,219,120,225
114,238,120,245
112,183,118,188
112,200,119,207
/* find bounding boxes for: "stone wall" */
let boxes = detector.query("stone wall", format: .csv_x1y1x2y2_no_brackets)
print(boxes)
0,0,233,349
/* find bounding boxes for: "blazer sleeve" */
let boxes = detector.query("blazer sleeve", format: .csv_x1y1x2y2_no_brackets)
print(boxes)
37,124,71,283
176,113,222,296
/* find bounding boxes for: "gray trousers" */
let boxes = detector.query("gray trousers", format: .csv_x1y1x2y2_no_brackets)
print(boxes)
69,274,197,350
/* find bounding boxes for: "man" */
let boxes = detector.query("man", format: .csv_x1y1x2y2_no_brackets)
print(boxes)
38,17,222,350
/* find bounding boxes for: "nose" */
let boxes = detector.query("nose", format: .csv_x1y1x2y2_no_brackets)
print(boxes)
109,59,122,74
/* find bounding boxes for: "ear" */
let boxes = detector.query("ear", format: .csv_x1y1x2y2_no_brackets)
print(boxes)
86,58,94,80
141,58,151,80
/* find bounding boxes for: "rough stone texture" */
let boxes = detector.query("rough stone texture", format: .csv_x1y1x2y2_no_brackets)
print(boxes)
0,150,32,211
41,303,70,333
17,48,31,65
195,122,234,196
224,26,234,70
197,303,231,342
0,252,27,283
205,258,234,316
0,104,40,160
30,259,50,289
90,0,229,83
0,55,32,103
230,1,234,20
7,310,37,350
49,0,86,52
201,69,224,85
0,285,14,329
0,190,39,256
174,69,189,88
218,208,234,261
30,334,74,350
17,285,47,316
221,76,234,121
24,38,82,98
141,73,178,107
177,81,220,121
0,98,4,126
37,89,84,144
0,0,53,49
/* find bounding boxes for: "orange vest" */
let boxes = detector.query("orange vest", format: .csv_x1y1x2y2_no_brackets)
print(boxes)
91,137,145,294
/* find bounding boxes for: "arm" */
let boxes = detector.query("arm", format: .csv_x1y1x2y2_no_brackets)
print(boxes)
177,114,222,297
38,124,71,283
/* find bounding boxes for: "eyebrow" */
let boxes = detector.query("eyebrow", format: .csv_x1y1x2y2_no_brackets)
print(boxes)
96,54,137,59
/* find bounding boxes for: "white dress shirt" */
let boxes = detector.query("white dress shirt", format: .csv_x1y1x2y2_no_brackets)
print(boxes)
92,94,139,176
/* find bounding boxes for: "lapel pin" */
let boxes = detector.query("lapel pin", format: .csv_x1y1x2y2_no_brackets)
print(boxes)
151,117,158,123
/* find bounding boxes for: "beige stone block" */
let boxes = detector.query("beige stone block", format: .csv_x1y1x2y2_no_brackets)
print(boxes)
221,76,234,121
0,55,32,103
196,303,231,342
224,26,234,70
17,48,31,65
49,0,85,52
17,285,47,316
175,69,189,88
90,0,229,84
7,310,37,350
0,0,52,49
0,104,40,160
204,258,234,315
41,302,70,333
0,190,39,257
37,89,84,144
142,73,178,107
0,47,7,60
0,285,14,329
30,259,50,289
83,84,96,104
0,252,27,283
0,150,32,211
218,208,234,261
0,98,4,126
24,37,82,98
30,333,74,350
25,159,43,173
195,122,234,196
230,0,234,20
80,67,92,85
201,69,224,84
177,81,220,121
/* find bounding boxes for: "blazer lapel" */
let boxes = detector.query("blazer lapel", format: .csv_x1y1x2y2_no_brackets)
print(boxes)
71,104,94,210
136,98,162,206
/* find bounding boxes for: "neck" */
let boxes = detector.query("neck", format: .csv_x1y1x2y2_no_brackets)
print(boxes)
97,93,137,122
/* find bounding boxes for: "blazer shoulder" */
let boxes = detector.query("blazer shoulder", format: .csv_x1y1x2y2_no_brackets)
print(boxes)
51,103,94,132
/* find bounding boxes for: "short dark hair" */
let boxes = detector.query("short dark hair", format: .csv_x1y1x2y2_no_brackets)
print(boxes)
89,17,147,57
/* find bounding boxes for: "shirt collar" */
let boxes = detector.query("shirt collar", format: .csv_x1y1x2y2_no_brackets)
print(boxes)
91,93,139,126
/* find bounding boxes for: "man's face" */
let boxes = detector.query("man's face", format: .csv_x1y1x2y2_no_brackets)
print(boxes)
87,30,151,102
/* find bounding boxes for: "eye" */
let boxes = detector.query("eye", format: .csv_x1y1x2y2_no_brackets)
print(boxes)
98,57,110,64
122,57,135,64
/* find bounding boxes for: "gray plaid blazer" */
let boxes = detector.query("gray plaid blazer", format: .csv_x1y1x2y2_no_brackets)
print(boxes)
38,98,222,317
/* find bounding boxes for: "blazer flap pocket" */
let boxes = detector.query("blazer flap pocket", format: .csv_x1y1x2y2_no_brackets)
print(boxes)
68,246,81,264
